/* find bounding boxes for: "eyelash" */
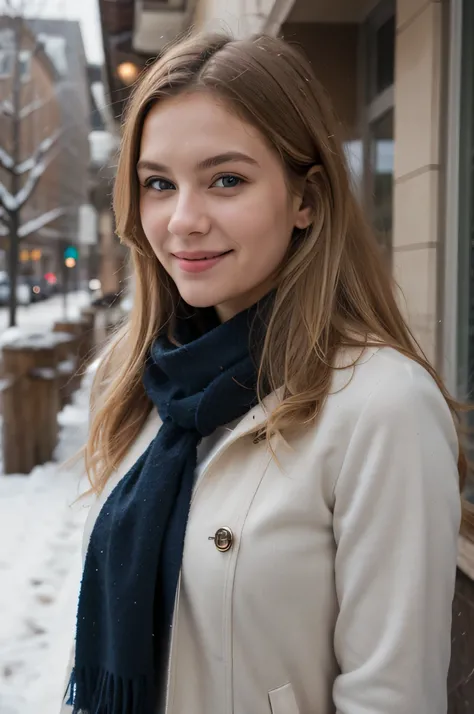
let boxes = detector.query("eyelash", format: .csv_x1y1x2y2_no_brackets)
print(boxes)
143,177,174,191
142,174,245,192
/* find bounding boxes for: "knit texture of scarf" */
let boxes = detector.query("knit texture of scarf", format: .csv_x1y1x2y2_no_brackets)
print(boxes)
67,301,268,714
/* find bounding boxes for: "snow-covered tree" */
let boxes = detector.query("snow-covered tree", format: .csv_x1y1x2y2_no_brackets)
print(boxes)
0,0,64,326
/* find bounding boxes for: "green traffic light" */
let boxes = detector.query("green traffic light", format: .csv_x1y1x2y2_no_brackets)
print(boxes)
63,246,79,261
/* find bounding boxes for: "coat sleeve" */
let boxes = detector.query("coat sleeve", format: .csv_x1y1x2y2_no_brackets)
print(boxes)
332,363,461,714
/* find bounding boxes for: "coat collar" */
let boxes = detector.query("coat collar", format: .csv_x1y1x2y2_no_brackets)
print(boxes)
142,345,379,472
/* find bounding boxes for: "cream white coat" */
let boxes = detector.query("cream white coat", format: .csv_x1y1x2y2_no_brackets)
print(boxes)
61,346,461,714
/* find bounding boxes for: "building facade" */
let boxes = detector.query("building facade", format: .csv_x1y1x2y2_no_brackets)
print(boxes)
0,16,96,288
28,19,92,290
0,19,62,278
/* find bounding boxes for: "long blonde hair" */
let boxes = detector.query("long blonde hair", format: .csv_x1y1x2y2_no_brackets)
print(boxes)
86,32,472,530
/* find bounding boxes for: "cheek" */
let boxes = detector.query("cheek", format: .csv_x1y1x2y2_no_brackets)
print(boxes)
228,188,294,257
140,200,168,252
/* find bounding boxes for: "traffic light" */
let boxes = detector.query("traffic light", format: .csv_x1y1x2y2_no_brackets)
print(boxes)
64,245,78,269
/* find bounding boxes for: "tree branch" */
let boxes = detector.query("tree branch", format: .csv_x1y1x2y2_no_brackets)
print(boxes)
0,147,15,173
2,0,16,15
0,205,11,225
0,128,61,179
0,182,16,212
19,96,49,120
0,199,10,235
0,213,10,237
0,99,14,117
18,206,66,239
14,129,61,209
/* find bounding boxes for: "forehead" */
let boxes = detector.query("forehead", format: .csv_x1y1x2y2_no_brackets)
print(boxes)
139,91,270,163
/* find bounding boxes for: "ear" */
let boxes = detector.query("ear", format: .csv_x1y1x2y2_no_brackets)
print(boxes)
294,165,322,229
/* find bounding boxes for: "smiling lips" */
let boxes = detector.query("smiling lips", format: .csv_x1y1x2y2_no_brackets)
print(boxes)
172,250,232,273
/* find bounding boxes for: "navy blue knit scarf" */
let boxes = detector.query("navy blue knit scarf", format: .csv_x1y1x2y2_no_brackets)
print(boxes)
67,300,268,714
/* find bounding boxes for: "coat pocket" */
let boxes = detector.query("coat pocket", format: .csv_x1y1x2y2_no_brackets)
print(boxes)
268,683,300,714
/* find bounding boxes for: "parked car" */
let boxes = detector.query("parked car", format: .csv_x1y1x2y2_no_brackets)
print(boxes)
22,275,54,302
0,272,31,306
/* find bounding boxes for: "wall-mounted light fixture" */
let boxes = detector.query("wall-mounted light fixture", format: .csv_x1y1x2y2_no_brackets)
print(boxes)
117,61,140,85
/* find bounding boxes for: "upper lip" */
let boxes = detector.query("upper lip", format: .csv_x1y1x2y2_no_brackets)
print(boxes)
172,250,231,260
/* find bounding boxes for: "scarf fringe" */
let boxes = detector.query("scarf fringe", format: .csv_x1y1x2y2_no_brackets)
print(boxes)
65,666,149,713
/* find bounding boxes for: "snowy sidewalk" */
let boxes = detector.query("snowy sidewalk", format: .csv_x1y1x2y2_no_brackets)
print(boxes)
0,371,93,714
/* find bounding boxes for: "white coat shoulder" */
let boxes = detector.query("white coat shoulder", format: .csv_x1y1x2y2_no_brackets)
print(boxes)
325,346,461,713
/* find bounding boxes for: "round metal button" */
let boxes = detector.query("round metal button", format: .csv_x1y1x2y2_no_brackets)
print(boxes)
210,527,233,552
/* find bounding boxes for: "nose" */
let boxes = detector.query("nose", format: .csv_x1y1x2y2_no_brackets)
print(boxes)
168,189,210,237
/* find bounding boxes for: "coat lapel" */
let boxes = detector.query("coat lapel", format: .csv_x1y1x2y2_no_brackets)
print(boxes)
191,391,281,493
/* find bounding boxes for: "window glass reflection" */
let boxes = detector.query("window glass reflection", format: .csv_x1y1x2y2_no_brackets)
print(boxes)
370,110,394,258
376,16,395,94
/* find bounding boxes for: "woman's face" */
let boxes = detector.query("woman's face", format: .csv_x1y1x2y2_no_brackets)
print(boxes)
138,91,312,321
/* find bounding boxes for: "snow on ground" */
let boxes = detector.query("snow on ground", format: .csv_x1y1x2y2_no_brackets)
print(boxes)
0,291,90,342
0,322,95,714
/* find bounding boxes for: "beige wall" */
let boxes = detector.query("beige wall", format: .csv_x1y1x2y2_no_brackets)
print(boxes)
392,0,443,363
192,0,278,36
281,22,359,140
287,0,379,23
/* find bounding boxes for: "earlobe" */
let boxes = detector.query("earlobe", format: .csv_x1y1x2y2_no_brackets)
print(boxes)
293,164,321,230
294,206,313,230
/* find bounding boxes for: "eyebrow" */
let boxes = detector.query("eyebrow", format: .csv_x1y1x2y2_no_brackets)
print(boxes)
136,152,259,173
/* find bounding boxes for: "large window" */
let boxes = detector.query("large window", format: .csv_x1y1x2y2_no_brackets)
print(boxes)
0,50,13,78
457,0,474,500
369,110,394,262
362,0,395,261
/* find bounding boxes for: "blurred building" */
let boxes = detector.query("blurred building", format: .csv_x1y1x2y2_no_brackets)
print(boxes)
0,15,99,292
0,18,61,278
97,0,474,399
28,18,92,290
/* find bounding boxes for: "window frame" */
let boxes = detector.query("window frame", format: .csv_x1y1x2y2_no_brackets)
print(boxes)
0,49,13,78
19,50,31,83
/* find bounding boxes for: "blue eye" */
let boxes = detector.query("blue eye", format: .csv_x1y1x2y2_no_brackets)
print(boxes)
144,178,175,192
213,175,243,189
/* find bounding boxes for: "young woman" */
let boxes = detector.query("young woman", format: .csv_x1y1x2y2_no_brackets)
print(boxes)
63,32,463,714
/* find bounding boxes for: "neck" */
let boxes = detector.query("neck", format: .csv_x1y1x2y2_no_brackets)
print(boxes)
215,281,276,322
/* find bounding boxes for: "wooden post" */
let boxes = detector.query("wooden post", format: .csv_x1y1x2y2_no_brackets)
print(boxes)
80,306,97,327
52,332,78,408
80,306,98,351
2,334,61,474
53,317,94,378
30,367,60,464
1,374,32,474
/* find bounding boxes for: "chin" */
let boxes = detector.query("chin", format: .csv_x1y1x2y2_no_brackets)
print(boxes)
175,284,231,310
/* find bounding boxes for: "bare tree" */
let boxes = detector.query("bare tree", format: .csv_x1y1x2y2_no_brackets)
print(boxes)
0,0,64,326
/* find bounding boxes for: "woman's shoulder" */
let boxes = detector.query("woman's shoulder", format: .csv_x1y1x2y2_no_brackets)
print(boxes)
330,344,455,434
